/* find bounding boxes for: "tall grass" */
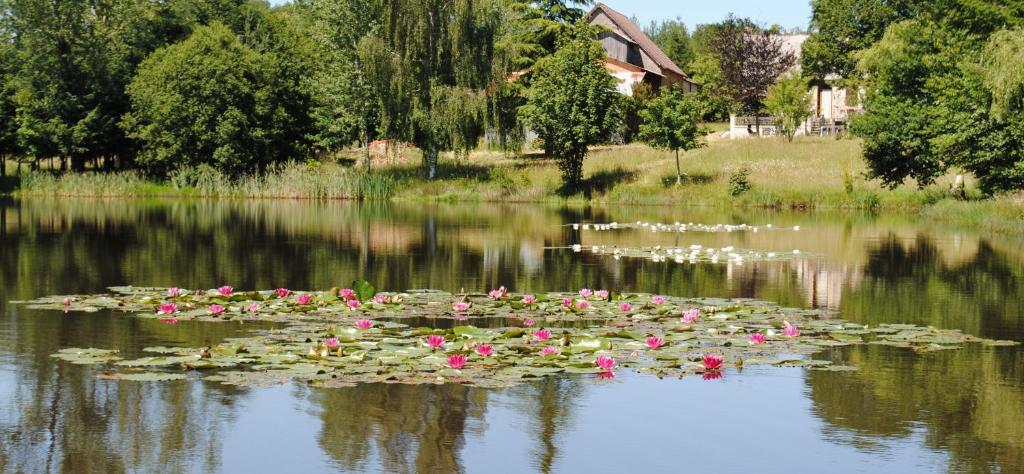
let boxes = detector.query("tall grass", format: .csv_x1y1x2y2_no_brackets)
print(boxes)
18,171,148,197
17,162,398,200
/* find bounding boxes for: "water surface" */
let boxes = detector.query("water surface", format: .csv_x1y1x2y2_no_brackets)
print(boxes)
0,198,1021,473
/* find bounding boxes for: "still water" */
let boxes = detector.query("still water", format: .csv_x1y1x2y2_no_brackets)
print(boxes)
0,198,1021,473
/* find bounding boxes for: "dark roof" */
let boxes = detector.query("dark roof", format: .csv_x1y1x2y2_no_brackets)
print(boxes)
587,3,690,79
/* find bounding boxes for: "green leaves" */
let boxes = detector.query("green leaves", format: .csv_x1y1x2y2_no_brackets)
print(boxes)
33,286,1018,387
522,23,621,189
51,348,121,365
351,279,376,303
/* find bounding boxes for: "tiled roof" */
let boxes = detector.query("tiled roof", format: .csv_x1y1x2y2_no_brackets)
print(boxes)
588,3,690,79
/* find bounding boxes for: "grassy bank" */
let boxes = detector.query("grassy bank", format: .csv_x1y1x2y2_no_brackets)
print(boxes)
5,137,1022,233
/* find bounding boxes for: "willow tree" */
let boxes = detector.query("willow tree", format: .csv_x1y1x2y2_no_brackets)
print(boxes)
305,0,505,178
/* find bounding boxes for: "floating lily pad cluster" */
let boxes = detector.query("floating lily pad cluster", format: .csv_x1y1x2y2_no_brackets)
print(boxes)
557,244,804,264
568,221,801,233
17,284,1017,388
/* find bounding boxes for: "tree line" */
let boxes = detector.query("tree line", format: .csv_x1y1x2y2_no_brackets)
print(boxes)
803,0,1024,193
0,0,807,189
1,0,1019,193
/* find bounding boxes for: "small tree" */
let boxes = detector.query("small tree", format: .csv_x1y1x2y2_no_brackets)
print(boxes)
764,71,812,141
639,86,705,185
522,25,619,190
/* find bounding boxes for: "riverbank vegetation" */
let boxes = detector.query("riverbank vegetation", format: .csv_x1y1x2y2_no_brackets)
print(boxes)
0,0,1020,231
12,137,1023,234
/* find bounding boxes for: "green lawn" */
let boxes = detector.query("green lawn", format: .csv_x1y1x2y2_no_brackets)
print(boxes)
6,136,1021,233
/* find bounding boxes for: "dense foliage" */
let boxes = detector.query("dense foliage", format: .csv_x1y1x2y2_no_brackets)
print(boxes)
638,86,704,184
123,21,314,176
764,72,812,142
521,26,620,190
845,1,1024,193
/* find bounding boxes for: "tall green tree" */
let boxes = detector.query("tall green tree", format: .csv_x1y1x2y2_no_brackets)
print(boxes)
801,0,917,81
851,1,1024,193
303,0,506,179
764,71,812,142
0,26,19,175
3,0,248,171
521,25,619,190
123,22,311,176
645,19,694,74
688,17,796,117
638,86,705,185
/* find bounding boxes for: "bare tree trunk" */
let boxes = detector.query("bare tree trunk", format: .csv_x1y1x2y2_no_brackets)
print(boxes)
426,147,438,180
0,154,5,177
675,149,682,185
361,126,370,172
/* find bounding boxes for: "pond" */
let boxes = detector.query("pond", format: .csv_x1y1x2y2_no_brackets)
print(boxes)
0,198,1021,473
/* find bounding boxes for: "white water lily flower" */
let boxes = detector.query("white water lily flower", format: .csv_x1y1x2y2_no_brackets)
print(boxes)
572,244,582,252
793,249,801,255
572,224,579,230
793,225,801,231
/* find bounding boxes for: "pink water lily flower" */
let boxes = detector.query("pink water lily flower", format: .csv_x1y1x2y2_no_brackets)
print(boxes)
426,335,446,349
523,318,536,327
217,286,233,297
645,336,665,349
579,288,593,298
595,355,616,371
325,337,340,349
681,308,701,324
561,298,573,307
347,299,361,310
750,333,767,344
488,286,508,300
373,294,389,304
702,371,724,381
276,288,290,298
157,303,177,315
339,288,355,301
447,354,468,369
167,287,182,297
576,300,590,310
247,303,260,313
452,302,471,312
475,344,494,357
296,294,312,305
703,354,724,371
522,294,536,304
355,319,373,330
595,289,609,300
783,321,800,337
619,302,633,312
651,295,666,305
534,329,552,341
540,346,559,357
208,304,225,315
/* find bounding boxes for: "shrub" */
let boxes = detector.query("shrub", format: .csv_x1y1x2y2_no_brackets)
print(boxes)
729,166,752,196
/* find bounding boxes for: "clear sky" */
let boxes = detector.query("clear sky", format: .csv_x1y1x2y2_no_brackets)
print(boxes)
596,0,812,31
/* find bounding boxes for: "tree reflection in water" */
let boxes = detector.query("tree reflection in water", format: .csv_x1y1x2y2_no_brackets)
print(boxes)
0,198,1022,472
